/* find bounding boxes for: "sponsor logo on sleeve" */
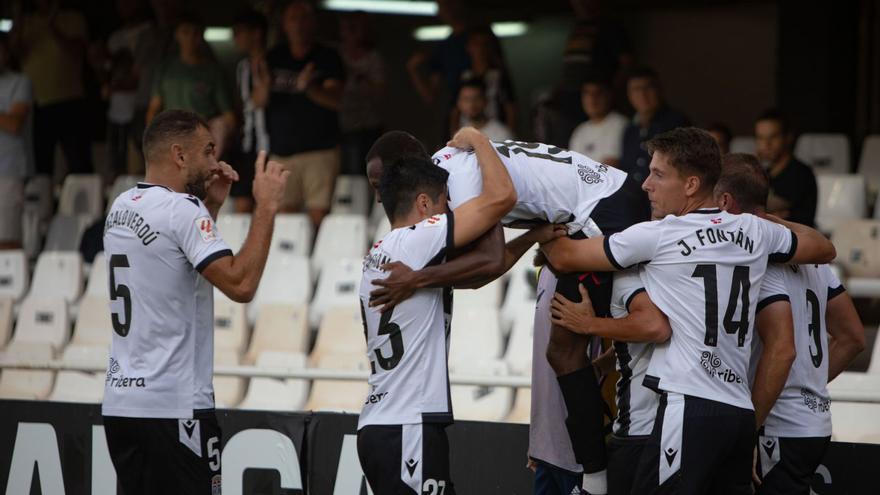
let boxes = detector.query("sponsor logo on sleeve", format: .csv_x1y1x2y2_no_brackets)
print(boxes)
195,216,217,242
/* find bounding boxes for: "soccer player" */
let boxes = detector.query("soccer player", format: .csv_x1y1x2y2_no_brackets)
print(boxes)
357,127,516,494
101,109,288,494
540,127,836,493
714,153,865,494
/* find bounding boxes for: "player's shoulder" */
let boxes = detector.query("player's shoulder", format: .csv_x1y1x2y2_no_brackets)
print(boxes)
613,266,644,290
431,146,466,167
415,214,449,230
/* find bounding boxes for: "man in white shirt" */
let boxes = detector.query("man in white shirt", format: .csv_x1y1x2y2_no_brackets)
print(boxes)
569,78,627,167
0,33,32,249
453,78,514,142
102,109,287,495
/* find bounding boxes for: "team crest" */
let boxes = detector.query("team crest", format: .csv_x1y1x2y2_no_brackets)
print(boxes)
195,216,217,242
211,474,222,495
711,218,722,225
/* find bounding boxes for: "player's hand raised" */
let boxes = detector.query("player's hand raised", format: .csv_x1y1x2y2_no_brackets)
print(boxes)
204,161,239,210
251,150,289,213
447,126,489,151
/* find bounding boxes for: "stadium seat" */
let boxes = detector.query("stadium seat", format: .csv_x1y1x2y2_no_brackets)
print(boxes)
21,207,43,260
58,174,103,218
244,303,310,364
24,174,53,222
729,136,757,155
10,296,70,353
500,257,539,330
247,254,311,325
303,353,370,413
44,214,95,252
845,278,880,299
30,251,83,302
859,135,880,199
214,298,249,355
450,359,514,422
47,371,104,403
815,175,866,233
331,175,371,216
868,325,880,374
71,295,112,348
0,250,29,301
794,133,851,174
60,343,108,368
238,351,310,411
449,308,503,365
85,252,108,297
831,220,880,278
214,349,247,409
0,342,55,400
0,297,12,348
372,215,391,244
309,305,367,365
309,257,363,328
830,401,880,443
106,175,142,208
272,214,313,258
311,214,367,280
505,307,535,376
506,387,531,424
455,279,504,310
216,213,250,251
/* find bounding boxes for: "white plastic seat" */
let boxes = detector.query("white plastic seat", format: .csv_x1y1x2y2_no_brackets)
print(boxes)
0,342,55,400
304,353,370,413
309,306,367,365
70,296,112,348
0,250,29,301
213,298,249,355
47,371,105,403
830,401,880,443
85,252,108,297
450,359,513,422
44,214,95,252
247,254,311,325
11,296,69,353
830,220,880,278
24,174,53,222
272,214,313,258
214,349,247,409
449,308,503,366
505,307,535,376
60,343,109,368
311,214,367,280
238,351,309,411
0,297,12,348
729,136,757,155
30,251,83,302
245,303,310,364
506,387,531,424
859,135,880,199
106,175,142,209
309,257,363,328
794,133,851,175
21,207,43,260
454,279,503,310
58,173,103,217
331,175,371,216
845,278,880,299
815,174,867,233
216,213,251,251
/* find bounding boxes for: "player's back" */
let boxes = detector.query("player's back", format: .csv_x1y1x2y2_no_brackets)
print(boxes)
358,214,454,429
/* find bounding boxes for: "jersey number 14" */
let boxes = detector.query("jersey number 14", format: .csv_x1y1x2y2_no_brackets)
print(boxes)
692,264,750,347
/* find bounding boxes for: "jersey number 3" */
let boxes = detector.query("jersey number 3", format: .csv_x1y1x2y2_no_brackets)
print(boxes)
109,254,133,337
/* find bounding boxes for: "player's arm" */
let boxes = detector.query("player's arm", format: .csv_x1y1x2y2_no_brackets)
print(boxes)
540,235,615,273
752,299,796,429
550,285,671,343
201,152,288,302
764,214,836,265
826,290,866,382
449,127,517,248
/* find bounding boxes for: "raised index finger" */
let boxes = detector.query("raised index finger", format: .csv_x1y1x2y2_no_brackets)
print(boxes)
254,150,267,176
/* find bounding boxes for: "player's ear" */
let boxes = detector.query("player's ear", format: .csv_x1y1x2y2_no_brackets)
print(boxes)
171,143,186,169
684,175,701,197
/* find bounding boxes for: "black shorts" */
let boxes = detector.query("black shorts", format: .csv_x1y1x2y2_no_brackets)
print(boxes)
103,409,222,495
607,434,649,495
630,393,755,495
357,423,456,495
756,433,831,495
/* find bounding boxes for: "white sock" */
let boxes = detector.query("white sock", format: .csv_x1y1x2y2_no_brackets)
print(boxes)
582,470,607,495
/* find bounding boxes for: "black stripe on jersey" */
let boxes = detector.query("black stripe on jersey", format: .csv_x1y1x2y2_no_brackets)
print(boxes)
445,209,455,253
624,288,647,313
643,374,661,393
769,231,799,263
756,294,790,313
136,182,172,191
614,341,634,436
827,284,846,301
692,208,722,214
422,412,454,424
195,249,233,272
604,236,625,270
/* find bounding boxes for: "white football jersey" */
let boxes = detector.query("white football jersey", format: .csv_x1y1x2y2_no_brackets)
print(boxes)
432,140,627,236
610,267,658,437
751,264,843,437
358,213,455,429
102,184,232,419
606,208,796,409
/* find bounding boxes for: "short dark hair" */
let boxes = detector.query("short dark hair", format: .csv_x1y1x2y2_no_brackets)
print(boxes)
459,77,487,95
366,131,430,166
142,110,210,165
378,158,449,222
646,127,721,193
625,66,660,86
233,9,268,35
715,153,770,213
756,108,791,134
581,74,612,91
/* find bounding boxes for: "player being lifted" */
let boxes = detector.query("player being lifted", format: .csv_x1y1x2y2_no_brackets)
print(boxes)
364,130,643,494
102,110,287,495
357,127,519,494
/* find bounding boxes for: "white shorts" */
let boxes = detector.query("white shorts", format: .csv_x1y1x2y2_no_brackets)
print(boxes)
0,178,24,242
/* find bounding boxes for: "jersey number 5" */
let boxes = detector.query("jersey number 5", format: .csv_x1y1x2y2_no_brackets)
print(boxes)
109,254,132,337
692,264,751,347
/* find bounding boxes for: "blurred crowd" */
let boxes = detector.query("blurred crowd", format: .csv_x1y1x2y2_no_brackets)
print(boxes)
0,0,819,250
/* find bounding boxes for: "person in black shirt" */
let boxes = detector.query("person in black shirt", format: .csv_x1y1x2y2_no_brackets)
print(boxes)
264,0,344,228
755,109,817,227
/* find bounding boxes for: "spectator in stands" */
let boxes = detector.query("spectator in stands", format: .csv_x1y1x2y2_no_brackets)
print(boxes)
452,78,513,142
338,11,386,176
407,0,470,108
146,13,235,158
706,122,732,155
618,66,690,221
755,109,817,227
455,25,517,134
10,0,93,176
231,9,270,213
0,33,32,250
264,0,344,228
568,77,627,166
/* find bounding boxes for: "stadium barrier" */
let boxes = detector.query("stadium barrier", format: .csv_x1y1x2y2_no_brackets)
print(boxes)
1,400,879,494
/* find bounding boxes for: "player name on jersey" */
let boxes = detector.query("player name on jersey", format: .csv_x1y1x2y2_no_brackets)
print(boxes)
104,208,161,246
676,225,756,257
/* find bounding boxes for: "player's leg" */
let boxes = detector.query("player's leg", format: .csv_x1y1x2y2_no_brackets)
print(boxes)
707,405,756,495
629,393,685,495
103,416,148,495
419,423,456,495
138,412,222,494
756,435,830,495
357,424,417,494
606,435,648,495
